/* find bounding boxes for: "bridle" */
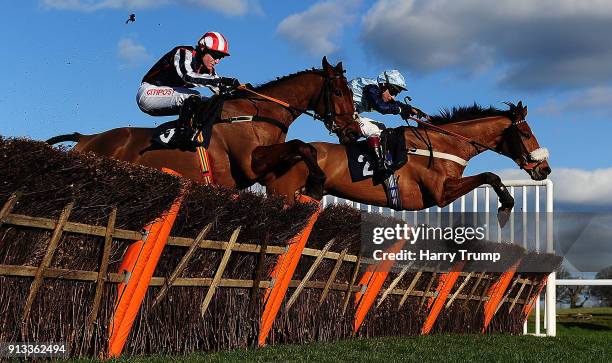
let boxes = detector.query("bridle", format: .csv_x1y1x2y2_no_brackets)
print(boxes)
507,118,548,172
313,71,357,135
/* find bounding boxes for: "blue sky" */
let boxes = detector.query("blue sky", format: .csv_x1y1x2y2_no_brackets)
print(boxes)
1,0,612,208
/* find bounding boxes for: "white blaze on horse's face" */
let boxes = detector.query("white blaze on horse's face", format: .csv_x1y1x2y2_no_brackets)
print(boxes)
529,147,549,162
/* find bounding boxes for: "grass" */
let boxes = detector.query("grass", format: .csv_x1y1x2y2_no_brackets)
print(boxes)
65,308,612,363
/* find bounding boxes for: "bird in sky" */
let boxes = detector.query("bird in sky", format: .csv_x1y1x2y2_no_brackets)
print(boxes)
125,14,136,24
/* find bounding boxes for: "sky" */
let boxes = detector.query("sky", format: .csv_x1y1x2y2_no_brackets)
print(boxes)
1,0,612,210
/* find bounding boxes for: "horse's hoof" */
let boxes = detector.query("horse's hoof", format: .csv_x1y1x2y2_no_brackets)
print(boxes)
497,207,511,228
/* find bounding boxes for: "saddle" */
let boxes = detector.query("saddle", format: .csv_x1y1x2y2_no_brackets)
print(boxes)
144,94,226,153
346,127,408,182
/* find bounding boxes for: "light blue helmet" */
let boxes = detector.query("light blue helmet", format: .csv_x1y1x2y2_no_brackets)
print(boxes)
377,70,407,92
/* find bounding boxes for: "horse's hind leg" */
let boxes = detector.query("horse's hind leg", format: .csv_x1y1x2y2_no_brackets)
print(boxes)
437,172,514,226
251,140,326,200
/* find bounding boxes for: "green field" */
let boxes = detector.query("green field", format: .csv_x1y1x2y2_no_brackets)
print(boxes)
69,308,611,363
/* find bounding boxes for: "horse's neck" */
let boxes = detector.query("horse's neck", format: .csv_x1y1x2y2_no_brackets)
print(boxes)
258,72,323,125
439,116,511,159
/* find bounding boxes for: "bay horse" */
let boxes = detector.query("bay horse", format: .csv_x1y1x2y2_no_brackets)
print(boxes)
47,57,360,193
257,102,551,219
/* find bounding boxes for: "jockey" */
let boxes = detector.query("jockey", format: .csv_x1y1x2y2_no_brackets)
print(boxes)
349,70,427,177
137,31,241,142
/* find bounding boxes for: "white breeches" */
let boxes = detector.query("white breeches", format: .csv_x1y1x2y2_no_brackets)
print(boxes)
136,82,204,116
358,116,383,138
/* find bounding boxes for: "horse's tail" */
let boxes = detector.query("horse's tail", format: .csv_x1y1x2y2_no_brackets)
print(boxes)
46,132,82,145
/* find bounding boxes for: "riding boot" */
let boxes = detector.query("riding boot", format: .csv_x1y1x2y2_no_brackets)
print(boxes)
367,136,392,183
176,95,203,150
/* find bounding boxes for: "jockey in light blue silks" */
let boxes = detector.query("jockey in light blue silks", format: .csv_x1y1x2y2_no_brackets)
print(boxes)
349,70,428,178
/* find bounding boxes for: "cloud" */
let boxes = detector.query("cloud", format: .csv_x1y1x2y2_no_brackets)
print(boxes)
117,37,150,67
41,0,259,16
534,86,612,118
361,0,612,90
277,0,361,56
496,167,612,206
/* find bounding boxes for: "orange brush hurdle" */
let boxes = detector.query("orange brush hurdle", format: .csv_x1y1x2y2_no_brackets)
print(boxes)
353,239,406,334
421,261,466,335
107,168,185,358
482,259,521,333
258,194,321,347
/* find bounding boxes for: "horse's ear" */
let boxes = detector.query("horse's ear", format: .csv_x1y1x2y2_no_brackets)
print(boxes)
322,56,331,70
335,61,344,72
517,101,523,108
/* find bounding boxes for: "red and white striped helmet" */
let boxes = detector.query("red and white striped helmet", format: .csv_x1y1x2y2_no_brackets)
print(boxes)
198,31,230,56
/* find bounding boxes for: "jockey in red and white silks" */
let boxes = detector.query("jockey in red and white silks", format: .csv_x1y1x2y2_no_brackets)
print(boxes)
137,31,240,117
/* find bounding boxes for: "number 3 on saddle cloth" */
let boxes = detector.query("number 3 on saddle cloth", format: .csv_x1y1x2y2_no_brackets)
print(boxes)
345,127,408,210
143,95,226,184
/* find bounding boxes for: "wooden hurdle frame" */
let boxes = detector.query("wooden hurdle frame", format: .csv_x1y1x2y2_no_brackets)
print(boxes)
0,191,551,357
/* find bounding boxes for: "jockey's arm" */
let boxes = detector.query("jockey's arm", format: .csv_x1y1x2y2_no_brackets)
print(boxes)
173,48,220,91
363,85,402,115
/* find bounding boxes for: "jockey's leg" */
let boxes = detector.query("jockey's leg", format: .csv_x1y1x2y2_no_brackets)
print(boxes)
136,83,205,148
358,116,391,180
136,82,200,116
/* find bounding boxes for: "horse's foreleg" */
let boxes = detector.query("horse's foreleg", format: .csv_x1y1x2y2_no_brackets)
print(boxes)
437,172,514,226
251,140,326,200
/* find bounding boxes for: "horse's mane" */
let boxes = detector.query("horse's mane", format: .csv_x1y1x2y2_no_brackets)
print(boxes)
226,68,324,100
428,103,515,125
255,68,323,90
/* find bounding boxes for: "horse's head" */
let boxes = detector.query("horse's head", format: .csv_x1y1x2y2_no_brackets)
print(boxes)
317,57,360,144
497,101,551,180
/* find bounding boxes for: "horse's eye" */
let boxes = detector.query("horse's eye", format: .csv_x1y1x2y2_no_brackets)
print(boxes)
334,89,342,97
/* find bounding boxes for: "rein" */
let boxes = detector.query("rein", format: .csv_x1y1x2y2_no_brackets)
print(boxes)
236,84,326,123
406,115,503,156
236,75,354,135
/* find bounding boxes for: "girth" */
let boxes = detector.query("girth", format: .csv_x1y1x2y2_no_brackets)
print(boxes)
215,115,288,134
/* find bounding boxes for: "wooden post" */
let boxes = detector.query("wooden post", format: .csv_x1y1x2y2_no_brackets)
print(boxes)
22,201,74,326
494,274,521,316
0,191,21,228
419,265,440,310
446,272,473,308
200,227,241,317
284,239,334,312
520,279,536,311
152,223,212,308
249,234,269,315
398,271,422,309
508,278,527,313
522,277,548,323
377,264,411,308
318,248,348,307
86,207,117,334
463,271,486,307
342,256,361,315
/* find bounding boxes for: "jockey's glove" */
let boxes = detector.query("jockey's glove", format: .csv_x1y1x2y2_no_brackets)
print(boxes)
219,77,241,89
399,105,413,120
